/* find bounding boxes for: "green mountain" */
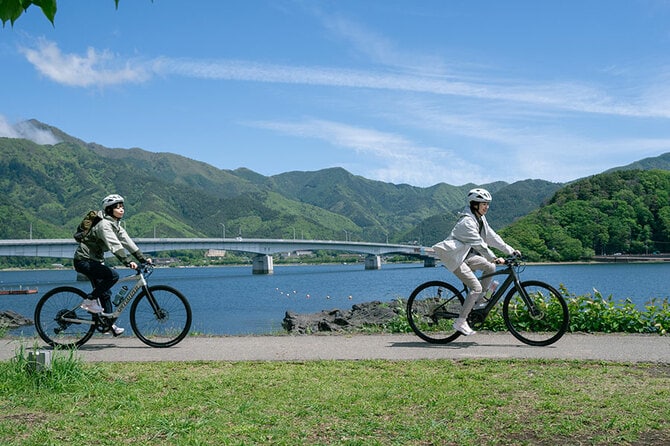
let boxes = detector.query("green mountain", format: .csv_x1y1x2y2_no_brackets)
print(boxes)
605,152,670,173
0,120,557,245
499,169,670,261
1,119,668,263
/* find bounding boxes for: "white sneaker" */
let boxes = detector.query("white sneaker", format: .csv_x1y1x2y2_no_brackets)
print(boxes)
112,325,125,336
80,298,104,314
453,319,476,336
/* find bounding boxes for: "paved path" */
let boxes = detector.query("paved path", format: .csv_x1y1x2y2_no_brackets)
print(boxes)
1,332,668,363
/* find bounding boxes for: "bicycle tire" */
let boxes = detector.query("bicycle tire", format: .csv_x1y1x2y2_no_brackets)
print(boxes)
406,280,465,344
34,286,96,348
502,280,569,346
130,285,192,348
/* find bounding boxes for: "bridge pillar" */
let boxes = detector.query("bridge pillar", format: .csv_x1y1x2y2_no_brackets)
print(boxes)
364,255,382,270
423,257,437,267
252,254,274,274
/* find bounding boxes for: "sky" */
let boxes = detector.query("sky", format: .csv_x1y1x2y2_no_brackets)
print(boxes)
2,1,670,187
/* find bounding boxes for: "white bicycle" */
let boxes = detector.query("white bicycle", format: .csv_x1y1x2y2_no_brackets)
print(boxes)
34,264,192,348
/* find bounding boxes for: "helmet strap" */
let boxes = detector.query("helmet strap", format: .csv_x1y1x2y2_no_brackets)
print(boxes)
470,202,480,215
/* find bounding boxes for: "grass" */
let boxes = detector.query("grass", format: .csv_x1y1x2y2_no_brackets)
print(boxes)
0,348,668,445
1,290,668,444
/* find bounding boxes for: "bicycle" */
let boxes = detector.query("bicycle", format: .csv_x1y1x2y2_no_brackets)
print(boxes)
34,263,192,349
406,255,569,346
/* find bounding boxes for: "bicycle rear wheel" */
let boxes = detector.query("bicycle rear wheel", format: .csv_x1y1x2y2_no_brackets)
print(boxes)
130,285,192,348
502,280,569,346
34,286,96,348
406,281,465,343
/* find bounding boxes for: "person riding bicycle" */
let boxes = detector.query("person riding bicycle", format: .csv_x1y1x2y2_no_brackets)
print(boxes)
432,188,520,336
74,194,152,336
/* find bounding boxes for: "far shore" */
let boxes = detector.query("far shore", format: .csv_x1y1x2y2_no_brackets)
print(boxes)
3,256,670,273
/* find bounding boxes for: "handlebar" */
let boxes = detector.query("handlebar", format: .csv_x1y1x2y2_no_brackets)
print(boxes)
504,254,523,266
135,262,155,277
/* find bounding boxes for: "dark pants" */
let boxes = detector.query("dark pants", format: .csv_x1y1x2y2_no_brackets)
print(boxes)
74,259,119,313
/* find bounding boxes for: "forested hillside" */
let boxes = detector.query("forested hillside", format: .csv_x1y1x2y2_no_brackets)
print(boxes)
500,170,670,261
0,120,559,246
1,119,668,265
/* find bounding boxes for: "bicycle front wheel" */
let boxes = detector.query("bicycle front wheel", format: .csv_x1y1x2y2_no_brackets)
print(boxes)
34,286,96,348
130,285,192,348
406,281,465,343
502,280,569,346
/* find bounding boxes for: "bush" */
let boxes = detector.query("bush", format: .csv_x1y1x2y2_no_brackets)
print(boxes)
384,289,669,335
561,287,668,335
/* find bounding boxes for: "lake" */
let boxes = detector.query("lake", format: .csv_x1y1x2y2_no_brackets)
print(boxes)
1,262,669,336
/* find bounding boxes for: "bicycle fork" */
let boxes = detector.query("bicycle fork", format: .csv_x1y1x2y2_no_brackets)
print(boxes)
510,276,542,318
479,268,541,318
142,286,169,320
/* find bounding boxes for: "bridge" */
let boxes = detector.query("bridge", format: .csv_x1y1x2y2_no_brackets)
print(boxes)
0,238,437,274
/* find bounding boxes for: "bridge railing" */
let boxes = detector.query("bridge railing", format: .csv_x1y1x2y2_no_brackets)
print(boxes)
0,238,435,260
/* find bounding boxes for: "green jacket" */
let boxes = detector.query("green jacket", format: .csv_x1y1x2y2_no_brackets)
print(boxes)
74,212,145,266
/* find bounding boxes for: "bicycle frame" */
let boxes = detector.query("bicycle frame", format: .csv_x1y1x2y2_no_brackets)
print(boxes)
104,269,149,318
463,258,535,315
60,265,152,325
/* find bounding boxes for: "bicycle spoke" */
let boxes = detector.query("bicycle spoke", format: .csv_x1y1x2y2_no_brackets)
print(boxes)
503,281,569,346
406,281,464,343
130,285,192,348
34,287,96,348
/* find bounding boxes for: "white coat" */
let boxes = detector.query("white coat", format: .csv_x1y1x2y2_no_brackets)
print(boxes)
432,208,515,272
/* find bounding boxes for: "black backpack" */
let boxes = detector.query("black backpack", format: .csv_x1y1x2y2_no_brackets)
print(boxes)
73,210,102,243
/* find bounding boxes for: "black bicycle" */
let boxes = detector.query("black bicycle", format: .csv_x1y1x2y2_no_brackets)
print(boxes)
406,255,569,346
34,263,192,349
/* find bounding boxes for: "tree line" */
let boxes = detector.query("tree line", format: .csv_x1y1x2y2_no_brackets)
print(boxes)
499,169,670,262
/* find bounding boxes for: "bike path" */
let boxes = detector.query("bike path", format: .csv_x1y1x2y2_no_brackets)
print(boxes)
1,333,668,363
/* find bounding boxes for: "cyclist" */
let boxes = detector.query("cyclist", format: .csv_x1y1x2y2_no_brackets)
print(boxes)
432,188,520,336
74,194,152,336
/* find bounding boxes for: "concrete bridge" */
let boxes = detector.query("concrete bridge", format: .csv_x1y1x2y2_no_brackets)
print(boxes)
0,238,437,274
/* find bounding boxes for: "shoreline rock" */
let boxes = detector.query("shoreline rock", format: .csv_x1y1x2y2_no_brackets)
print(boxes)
282,300,405,334
0,310,33,329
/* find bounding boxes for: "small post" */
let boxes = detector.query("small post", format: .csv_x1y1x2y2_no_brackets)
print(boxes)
27,350,52,373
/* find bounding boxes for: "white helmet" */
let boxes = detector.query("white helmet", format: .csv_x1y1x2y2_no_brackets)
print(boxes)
467,188,492,203
102,194,124,209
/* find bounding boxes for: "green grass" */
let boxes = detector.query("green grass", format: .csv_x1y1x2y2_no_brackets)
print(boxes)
0,349,668,445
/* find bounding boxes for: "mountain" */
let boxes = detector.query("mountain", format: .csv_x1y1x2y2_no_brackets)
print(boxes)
1,119,668,262
499,169,670,261
605,152,670,173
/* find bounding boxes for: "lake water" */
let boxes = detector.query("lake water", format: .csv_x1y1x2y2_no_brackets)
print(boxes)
1,262,669,336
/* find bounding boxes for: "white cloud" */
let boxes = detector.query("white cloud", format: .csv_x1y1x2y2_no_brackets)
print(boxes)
0,115,60,145
15,36,670,185
319,14,448,75
19,38,149,87
20,39,670,120
246,118,484,186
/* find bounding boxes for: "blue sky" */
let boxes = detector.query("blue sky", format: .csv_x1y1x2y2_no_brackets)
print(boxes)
2,1,670,187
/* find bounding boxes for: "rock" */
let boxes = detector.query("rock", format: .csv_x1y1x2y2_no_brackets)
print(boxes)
282,300,404,334
0,310,33,329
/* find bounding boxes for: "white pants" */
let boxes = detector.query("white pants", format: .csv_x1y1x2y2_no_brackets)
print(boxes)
452,255,496,319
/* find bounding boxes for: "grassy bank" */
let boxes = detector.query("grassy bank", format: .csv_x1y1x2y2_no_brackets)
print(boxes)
1,349,668,445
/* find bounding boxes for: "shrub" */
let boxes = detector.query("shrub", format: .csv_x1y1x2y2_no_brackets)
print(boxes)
561,286,667,335
385,289,669,335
